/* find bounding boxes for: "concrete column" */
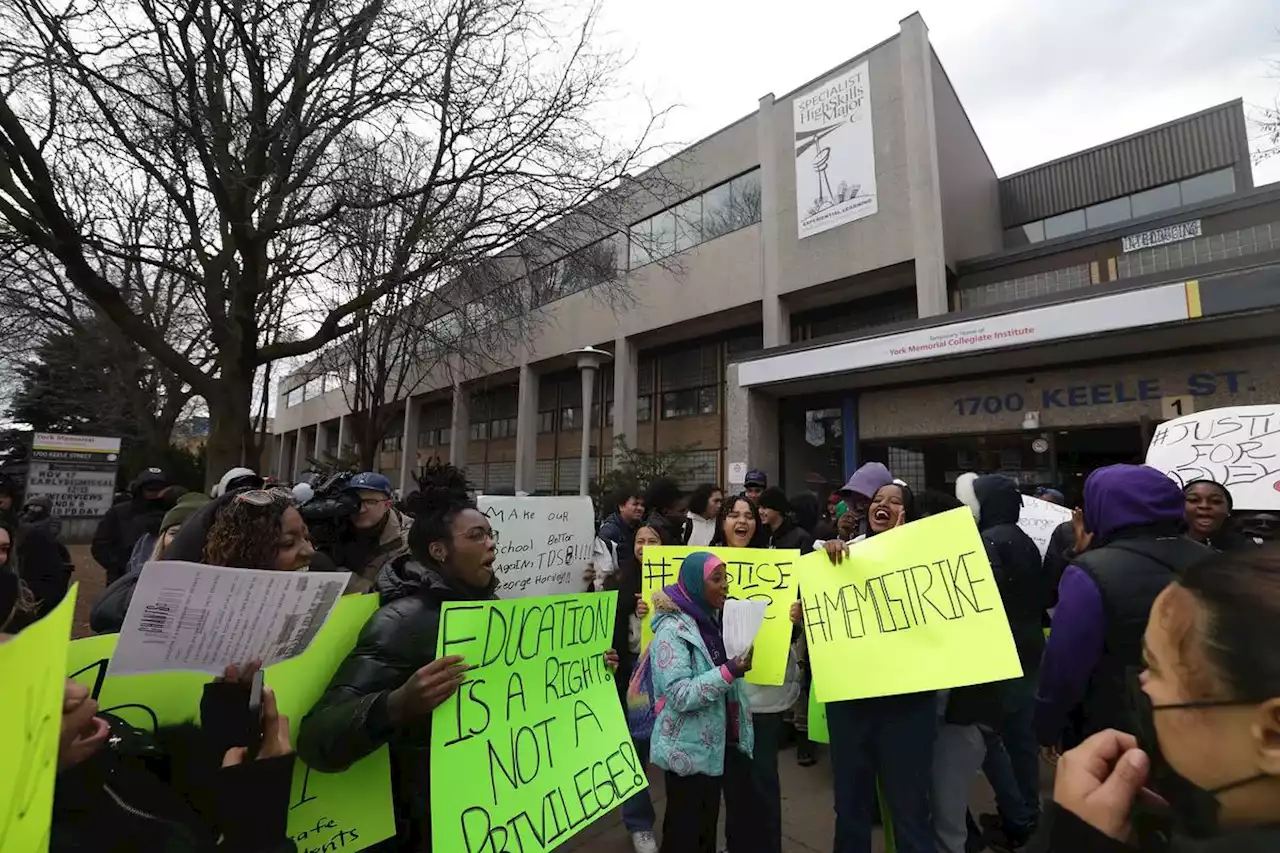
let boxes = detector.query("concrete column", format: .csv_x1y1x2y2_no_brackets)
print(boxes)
336,415,348,463
291,429,304,481
611,335,637,463
757,92,789,347
314,421,328,462
725,363,779,488
448,383,471,469
514,362,539,493
899,12,948,318
274,432,286,480
399,397,421,493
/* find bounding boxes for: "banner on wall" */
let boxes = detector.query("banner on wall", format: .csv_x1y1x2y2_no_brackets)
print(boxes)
797,508,1022,703
430,593,645,853
1146,405,1280,510
793,60,878,239
478,496,594,597
639,546,799,686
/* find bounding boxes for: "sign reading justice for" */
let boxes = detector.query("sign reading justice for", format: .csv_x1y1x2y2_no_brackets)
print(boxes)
797,508,1022,703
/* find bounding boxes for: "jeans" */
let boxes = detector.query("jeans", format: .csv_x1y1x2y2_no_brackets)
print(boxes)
725,712,784,853
621,738,657,832
981,675,1041,833
826,691,938,853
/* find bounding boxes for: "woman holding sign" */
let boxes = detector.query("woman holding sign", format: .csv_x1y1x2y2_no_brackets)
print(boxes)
794,481,939,853
649,551,755,853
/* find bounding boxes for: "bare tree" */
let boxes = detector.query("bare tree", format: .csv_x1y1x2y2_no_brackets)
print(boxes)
0,0,671,484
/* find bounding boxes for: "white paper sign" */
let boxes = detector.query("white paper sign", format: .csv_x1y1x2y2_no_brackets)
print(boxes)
794,60,878,239
1146,405,1280,510
722,598,768,660
728,462,748,486
1018,496,1072,557
110,561,349,676
478,495,595,597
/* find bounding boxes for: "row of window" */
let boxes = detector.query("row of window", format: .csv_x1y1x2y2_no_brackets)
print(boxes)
284,371,346,408
629,170,762,268
1005,168,1237,247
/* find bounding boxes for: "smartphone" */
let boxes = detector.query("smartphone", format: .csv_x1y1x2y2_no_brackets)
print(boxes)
201,669,266,759
246,669,265,759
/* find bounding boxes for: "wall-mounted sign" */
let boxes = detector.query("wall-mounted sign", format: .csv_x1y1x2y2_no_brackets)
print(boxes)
24,433,122,518
1122,220,1201,253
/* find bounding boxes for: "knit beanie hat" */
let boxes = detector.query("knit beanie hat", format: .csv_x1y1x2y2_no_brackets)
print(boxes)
757,487,791,515
160,492,210,532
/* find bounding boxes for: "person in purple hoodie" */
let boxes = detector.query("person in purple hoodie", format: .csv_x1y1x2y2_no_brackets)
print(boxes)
1035,464,1214,751
837,462,894,539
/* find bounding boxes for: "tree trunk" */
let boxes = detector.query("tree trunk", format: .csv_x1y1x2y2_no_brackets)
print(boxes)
204,376,254,491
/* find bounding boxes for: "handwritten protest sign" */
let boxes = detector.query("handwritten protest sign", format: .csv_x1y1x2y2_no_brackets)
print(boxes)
797,508,1022,702
0,586,77,853
1146,405,1280,510
64,594,394,852
1018,495,1072,558
478,496,594,597
808,690,828,744
431,592,646,853
640,546,798,687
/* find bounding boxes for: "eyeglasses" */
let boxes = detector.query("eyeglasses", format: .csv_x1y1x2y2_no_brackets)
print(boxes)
359,497,390,509
235,490,276,507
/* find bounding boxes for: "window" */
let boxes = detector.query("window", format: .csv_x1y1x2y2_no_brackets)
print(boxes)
637,396,652,423
381,434,402,452
469,421,489,441
1130,183,1182,218
651,210,676,261
285,386,304,407
489,417,517,439
627,169,762,269
729,171,762,230
637,356,655,422
537,410,556,434
702,182,733,239
1003,220,1045,248
418,405,452,447
558,373,582,432
1043,209,1086,240
591,370,614,427
661,387,717,419
1179,168,1235,206
658,342,718,420
1085,196,1131,230
674,198,703,251
629,220,652,268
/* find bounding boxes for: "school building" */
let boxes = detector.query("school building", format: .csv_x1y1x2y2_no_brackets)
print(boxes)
270,12,1279,505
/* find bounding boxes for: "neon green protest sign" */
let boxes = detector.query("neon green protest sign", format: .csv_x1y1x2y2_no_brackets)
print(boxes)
430,592,647,852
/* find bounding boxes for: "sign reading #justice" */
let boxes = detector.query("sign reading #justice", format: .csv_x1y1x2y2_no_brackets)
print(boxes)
797,508,1022,703
1146,405,1280,510
431,593,646,853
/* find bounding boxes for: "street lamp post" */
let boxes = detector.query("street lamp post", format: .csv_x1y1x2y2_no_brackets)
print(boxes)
572,346,612,496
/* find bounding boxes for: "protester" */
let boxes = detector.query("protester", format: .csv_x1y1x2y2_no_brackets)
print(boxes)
90,491,212,634
603,523,663,853
0,477,18,529
1035,486,1066,505
838,461,894,539
756,487,814,552
298,463,621,851
0,522,38,629
598,482,646,555
92,467,171,583
210,466,266,498
794,491,837,543
326,472,411,592
1183,479,1260,551
8,495,74,627
709,494,800,853
649,551,755,853
744,469,768,502
957,473,1051,849
49,671,299,852
797,480,938,853
1036,464,1215,750
644,477,691,546
123,485,188,575
1044,547,1280,851
685,483,722,547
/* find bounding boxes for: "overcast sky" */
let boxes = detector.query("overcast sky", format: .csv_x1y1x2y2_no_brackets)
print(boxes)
596,0,1280,185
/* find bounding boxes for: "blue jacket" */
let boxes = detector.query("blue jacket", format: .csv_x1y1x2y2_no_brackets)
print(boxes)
648,590,753,777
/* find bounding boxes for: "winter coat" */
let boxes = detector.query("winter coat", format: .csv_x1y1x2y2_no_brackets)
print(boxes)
764,521,814,554
597,511,636,555
296,557,498,852
686,512,716,547
12,515,73,624
646,510,690,547
1043,802,1280,853
1042,519,1076,608
51,715,296,853
332,509,411,593
92,489,169,583
648,590,754,777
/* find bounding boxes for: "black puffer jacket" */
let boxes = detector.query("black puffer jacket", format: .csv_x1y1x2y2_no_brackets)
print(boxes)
296,556,498,852
92,480,170,583
1042,802,1280,852
765,520,814,554
973,475,1052,671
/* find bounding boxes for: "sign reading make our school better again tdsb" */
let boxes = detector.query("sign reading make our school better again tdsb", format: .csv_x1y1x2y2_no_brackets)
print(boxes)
431,593,646,853
794,60,878,239
797,508,1022,703
1146,404,1280,510
478,496,595,598
24,432,122,517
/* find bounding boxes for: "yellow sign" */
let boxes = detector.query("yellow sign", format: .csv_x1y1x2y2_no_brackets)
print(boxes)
0,585,78,853
62,594,394,853
430,593,646,853
797,508,1022,702
640,546,798,686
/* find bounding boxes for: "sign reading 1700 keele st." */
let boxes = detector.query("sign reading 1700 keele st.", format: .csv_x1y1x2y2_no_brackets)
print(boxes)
24,433,122,518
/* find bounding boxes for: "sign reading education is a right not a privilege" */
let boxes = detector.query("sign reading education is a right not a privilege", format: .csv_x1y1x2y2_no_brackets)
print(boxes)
797,508,1022,703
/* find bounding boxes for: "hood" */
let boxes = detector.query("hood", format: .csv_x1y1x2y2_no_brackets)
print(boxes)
973,475,1022,530
955,472,980,520
130,468,168,497
379,508,411,548
23,495,53,516
648,588,691,633
160,494,231,562
841,462,894,501
374,555,497,604
1083,464,1185,542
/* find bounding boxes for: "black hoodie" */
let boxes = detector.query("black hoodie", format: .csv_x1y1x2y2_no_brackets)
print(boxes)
297,556,497,852
92,474,171,583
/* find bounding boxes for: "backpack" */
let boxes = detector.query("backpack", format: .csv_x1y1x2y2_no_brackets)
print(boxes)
625,645,660,739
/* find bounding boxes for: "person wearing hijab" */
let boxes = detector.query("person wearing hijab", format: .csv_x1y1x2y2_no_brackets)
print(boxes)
1183,480,1260,552
649,552,754,853
793,480,938,853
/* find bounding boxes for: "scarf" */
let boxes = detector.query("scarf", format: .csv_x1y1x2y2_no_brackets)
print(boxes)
662,551,727,666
